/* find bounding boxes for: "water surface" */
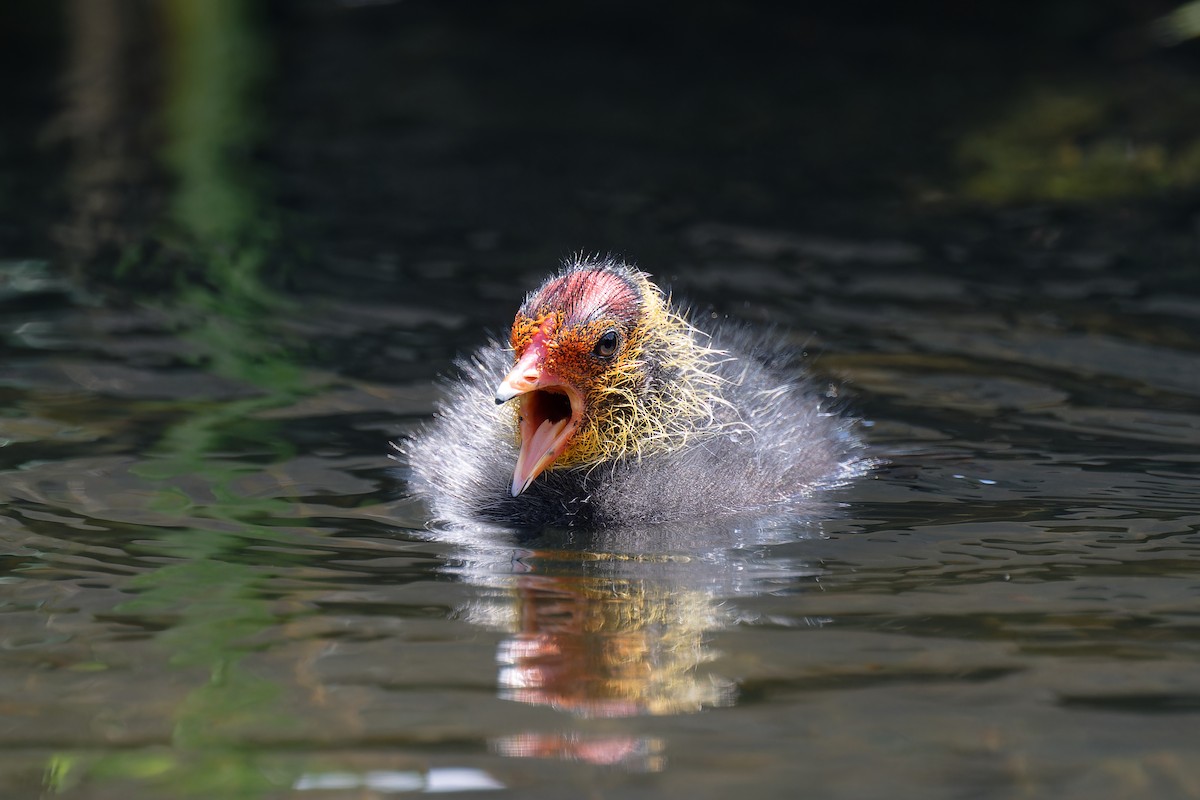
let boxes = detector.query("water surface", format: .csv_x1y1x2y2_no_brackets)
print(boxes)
2,3,1199,798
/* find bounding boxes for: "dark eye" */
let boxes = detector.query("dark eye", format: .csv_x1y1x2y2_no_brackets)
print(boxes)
593,329,620,359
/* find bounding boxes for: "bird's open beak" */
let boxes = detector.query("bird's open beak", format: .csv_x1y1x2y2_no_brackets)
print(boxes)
495,347,584,496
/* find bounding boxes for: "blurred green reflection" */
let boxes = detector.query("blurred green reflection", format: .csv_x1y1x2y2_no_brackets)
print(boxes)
959,86,1200,203
47,0,312,796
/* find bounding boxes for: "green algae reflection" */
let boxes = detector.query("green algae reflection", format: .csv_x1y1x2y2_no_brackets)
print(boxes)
47,1,318,796
959,84,1200,204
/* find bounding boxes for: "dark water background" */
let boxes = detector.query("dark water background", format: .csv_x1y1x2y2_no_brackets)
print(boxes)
2,2,1200,798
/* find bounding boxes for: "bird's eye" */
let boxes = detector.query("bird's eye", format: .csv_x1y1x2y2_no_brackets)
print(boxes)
593,329,620,359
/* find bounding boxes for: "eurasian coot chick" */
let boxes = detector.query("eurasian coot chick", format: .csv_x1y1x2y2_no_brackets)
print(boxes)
402,256,869,528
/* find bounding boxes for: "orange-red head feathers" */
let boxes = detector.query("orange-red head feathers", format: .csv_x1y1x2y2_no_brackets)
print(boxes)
495,258,727,496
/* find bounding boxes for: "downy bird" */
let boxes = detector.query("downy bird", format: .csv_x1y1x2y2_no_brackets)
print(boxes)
403,255,869,528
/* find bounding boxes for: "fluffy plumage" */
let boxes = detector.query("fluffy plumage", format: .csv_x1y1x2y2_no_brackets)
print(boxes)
402,256,869,529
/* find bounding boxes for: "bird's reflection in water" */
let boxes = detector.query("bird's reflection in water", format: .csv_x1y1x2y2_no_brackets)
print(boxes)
440,512,830,771
495,568,735,716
